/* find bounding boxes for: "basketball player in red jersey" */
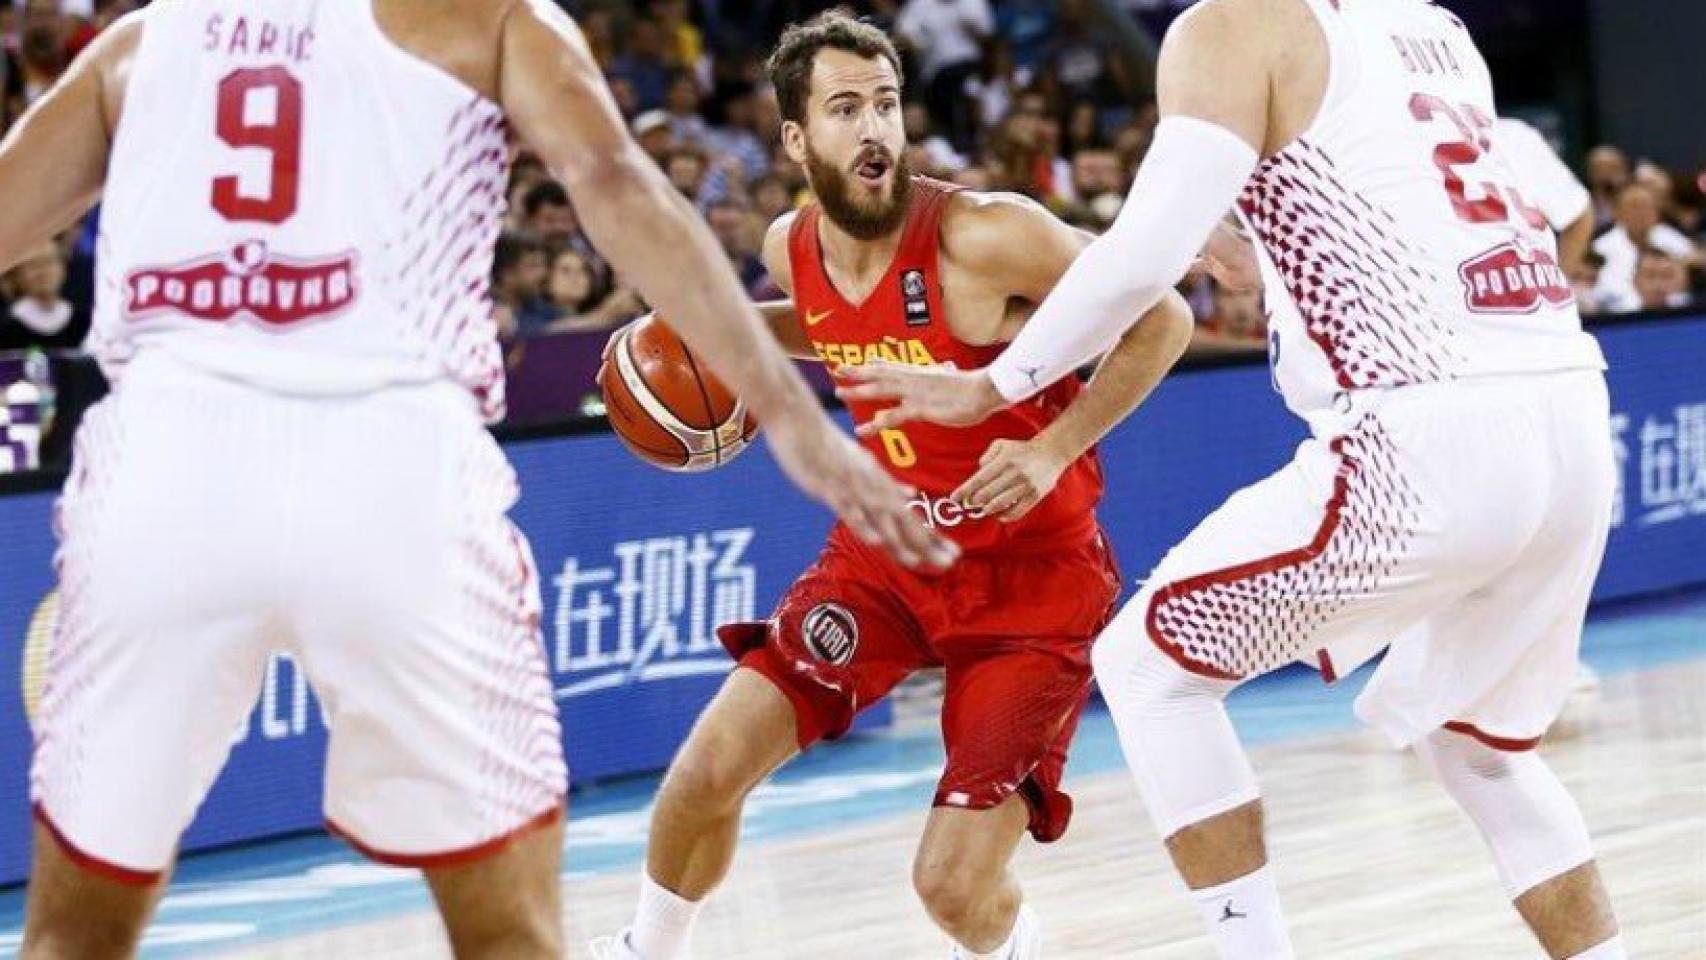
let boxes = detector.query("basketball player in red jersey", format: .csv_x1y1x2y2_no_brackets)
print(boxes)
0,1,949,957
591,14,1201,960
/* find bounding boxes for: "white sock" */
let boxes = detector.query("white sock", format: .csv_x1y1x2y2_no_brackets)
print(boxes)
1568,935,1626,959
953,903,1037,959
627,872,702,960
1189,865,1295,959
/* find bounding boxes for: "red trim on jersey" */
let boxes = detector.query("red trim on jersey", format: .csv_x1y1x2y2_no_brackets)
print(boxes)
1442,721,1542,752
1146,438,1356,681
33,804,164,888
1317,649,1339,684
327,803,563,870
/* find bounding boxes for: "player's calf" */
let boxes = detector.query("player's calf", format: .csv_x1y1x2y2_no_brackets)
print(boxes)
22,823,167,960
424,814,565,960
614,669,800,960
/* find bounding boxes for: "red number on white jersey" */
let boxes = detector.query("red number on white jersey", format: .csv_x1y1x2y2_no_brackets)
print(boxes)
211,67,303,224
1409,94,1549,233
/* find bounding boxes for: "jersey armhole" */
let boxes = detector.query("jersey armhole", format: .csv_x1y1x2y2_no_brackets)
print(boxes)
1284,0,1359,150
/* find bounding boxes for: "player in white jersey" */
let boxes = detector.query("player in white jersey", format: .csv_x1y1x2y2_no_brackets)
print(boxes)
0,1,955,956
841,0,1623,957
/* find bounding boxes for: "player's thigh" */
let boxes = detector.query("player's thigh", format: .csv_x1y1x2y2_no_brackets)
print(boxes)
33,386,275,880
720,534,930,749
293,411,566,863
936,640,1095,842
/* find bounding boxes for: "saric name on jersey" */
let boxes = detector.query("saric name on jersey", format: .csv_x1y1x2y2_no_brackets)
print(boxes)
813,336,937,369
204,13,316,64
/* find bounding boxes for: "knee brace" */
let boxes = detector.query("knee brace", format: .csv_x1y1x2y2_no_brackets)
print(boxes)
1415,728,1596,897
1092,600,1258,838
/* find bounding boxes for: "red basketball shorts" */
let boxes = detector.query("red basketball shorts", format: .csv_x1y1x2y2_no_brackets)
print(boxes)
719,525,1120,842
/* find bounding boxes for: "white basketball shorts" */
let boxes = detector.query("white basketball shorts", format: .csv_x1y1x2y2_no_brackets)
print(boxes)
30,352,566,883
1127,368,1614,750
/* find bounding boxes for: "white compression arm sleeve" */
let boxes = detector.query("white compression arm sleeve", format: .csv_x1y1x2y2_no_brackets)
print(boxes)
987,116,1260,403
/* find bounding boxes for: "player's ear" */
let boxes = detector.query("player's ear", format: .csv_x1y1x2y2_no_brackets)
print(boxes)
781,120,808,165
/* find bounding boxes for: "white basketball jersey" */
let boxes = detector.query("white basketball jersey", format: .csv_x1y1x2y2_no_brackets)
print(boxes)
91,0,511,421
1237,0,1604,423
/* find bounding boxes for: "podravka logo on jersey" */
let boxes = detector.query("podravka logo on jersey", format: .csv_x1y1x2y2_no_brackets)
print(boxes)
1458,240,1573,314
125,240,359,326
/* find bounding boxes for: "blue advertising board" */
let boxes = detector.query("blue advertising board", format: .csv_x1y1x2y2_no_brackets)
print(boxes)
0,314,1702,883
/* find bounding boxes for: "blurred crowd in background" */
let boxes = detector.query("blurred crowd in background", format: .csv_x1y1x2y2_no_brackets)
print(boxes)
2,0,1705,471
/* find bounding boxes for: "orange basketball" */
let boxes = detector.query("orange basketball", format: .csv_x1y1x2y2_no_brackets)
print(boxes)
598,314,758,472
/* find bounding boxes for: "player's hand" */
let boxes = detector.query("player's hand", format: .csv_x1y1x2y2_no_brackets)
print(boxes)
600,314,646,362
1198,219,1262,293
763,406,960,572
953,437,1069,523
835,360,1007,435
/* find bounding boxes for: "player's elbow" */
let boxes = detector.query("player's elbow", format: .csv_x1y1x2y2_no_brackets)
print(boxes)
557,147,671,223
1140,291,1197,363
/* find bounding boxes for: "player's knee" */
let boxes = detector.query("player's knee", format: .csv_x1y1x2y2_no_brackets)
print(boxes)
1093,613,1224,716
657,742,760,818
911,856,987,933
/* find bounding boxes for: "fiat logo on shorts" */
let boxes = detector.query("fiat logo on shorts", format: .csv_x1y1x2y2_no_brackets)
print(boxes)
801,603,859,666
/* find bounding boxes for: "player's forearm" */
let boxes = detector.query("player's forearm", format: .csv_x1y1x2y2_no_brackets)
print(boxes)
986,118,1257,403
569,154,819,418
1034,290,1192,462
1557,210,1593,273
0,41,111,272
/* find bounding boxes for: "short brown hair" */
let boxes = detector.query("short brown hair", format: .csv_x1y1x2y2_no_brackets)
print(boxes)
766,11,903,124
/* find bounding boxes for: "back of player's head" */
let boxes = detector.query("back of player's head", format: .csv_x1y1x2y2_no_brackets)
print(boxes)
766,11,902,124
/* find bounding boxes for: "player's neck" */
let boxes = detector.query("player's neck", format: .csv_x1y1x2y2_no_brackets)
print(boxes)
816,215,904,284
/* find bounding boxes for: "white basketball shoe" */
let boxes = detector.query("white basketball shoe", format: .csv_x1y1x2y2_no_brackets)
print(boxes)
588,930,644,960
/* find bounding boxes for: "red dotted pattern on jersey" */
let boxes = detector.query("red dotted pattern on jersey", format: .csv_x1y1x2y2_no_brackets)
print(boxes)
1239,140,1458,390
1145,423,1422,680
389,99,510,424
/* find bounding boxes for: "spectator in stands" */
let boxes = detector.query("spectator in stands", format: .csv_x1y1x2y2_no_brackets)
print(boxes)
522,181,577,250
540,249,644,335
654,0,707,77
1631,249,1694,313
16,0,70,106
1593,183,1700,310
969,38,1024,131
1,243,73,350
749,173,793,223
995,0,1055,71
904,101,966,173
705,199,767,292
1188,286,1268,358
611,17,673,113
1586,144,1631,229
1568,253,1604,318
1063,99,1104,157
702,83,771,203
492,232,554,336
631,109,676,163
663,72,713,148
1063,147,1127,229
896,0,994,151
664,145,711,207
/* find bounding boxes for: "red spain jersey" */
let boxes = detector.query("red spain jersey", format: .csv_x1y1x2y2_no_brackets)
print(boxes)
788,177,1104,553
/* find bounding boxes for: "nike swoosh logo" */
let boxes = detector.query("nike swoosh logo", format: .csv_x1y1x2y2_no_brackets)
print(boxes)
805,309,833,327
